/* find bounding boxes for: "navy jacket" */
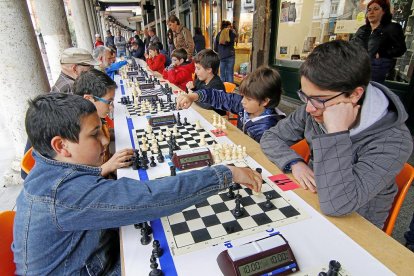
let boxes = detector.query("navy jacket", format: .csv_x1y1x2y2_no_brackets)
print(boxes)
214,30,236,60
195,88,285,142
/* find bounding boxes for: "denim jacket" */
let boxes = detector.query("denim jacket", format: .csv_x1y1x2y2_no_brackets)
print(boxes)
196,88,285,142
13,151,232,275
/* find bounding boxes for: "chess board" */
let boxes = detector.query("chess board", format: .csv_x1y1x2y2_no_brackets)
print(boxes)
160,161,307,256
126,102,175,116
134,123,216,156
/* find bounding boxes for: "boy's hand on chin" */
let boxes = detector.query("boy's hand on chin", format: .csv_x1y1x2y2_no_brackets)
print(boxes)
324,103,360,133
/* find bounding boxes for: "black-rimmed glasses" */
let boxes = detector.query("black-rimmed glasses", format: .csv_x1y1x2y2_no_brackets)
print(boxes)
297,89,345,109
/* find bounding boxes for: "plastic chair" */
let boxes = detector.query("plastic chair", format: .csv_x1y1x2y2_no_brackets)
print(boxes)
0,211,16,276
383,163,414,236
290,139,310,164
21,147,35,175
223,82,237,126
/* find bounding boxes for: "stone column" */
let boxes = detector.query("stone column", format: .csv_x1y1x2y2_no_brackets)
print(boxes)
251,0,271,70
100,12,107,35
71,0,93,50
0,0,49,184
32,0,72,83
84,0,97,38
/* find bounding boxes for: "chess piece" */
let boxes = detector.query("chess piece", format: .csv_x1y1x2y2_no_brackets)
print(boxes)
168,143,174,158
221,117,227,130
170,165,176,176
195,120,201,130
157,150,164,163
265,194,274,209
134,222,144,229
176,112,182,126
232,195,244,217
140,228,152,245
226,186,235,199
149,257,163,276
150,156,157,167
212,114,217,127
158,132,164,141
184,117,188,125
256,168,263,174
327,260,341,276
199,133,206,146
173,126,179,137
242,146,247,158
152,240,163,258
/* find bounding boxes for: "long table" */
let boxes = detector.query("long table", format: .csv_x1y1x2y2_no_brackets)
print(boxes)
114,65,414,275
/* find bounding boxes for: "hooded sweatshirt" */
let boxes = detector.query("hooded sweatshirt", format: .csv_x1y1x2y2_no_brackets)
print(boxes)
260,82,413,228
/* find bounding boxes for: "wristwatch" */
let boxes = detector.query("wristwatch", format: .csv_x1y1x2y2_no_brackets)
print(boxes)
284,159,301,173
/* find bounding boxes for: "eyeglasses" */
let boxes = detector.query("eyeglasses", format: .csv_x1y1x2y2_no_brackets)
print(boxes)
367,7,382,13
93,96,113,105
297,89,345,109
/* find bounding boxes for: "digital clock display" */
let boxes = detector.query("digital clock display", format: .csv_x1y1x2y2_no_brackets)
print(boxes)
151,116,175,123
238,250,291,276
180,154,210,164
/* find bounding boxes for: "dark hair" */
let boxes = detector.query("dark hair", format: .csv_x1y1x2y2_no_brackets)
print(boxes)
73,68,117,98
300,40,370,95
168,15,180,25
194,27,202,35
155,42,163,51
239,66,283,109
193,49,220,75
366,0,392,25
171,48,187,61
25,93,96,158
149,27,156,33
220,20,231,30
148,43,160,53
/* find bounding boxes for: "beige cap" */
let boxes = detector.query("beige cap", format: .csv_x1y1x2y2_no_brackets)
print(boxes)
60,47,99,65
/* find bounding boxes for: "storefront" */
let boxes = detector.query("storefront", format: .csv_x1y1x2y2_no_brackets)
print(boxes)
269,0,414,118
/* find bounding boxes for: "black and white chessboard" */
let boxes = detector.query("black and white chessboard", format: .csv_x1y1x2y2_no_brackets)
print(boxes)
134,123,216,156
126,102,175,116
160,162,306,256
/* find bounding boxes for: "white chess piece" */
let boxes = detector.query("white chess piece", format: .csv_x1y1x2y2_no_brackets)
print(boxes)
242,146,247,158
141,141,148,151
146,124,153,134
221,118,227,130
212,114,217,127
199,133,206,146
195,120,201,130
173,126,179,136
166,128,171,137
158,132,164,141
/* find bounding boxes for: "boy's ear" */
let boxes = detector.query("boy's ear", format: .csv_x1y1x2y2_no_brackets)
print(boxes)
83,94,93,101
206,68,213,74
50,136,72,157
261,97,271,107
350,87,365,104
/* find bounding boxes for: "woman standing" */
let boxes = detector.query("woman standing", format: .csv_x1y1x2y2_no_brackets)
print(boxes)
214,21,236,83
193,27,206,53
352,0,406,83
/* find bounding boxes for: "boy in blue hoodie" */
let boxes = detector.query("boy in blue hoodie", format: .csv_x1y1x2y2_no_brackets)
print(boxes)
177,66,285,142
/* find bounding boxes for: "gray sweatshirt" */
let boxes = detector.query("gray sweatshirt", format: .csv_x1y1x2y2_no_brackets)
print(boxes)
260,82,413,228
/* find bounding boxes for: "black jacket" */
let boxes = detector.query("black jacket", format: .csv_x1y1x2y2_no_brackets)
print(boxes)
352,22,406,59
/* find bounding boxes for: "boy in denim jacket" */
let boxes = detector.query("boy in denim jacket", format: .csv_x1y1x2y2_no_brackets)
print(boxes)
177,66,285,142
12,93,262,275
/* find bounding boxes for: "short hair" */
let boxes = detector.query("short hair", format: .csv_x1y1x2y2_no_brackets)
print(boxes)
366,0,392,25
149,27,156,33
92,46,111,59
194,27,202,35
193,49,220,75
239,66,283,109
220,20,231,30
73,68,117,98
148,43,160,53
25,93,96,158
171,48,187,61
168,15,180,25
300,40,370,95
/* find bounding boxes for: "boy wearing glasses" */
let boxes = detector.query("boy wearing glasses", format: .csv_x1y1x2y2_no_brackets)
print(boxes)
74,68,134,177
260,40,412,229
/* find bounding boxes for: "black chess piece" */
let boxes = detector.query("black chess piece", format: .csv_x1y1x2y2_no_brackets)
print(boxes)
143,221,153,235
157,150,165,163
134,223,144,229
255,168,263,174
327,260,341,276
140,157,149,170
150,156,157,167
265,194,274,209
149,257,163,276
140,228,152,245
232,183,242,190
184,117,188,125
176,112,182,126
170,165,176,176
232,195,244,217
152,240,163,258
226,186,235,199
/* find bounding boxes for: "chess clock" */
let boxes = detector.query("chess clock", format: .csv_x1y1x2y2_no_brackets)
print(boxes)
172,147,214,170
138,94,158,102
217,234,299,276
139,83,155,90
148,113,176,127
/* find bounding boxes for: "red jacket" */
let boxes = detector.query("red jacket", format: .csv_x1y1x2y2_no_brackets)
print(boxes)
94,40,104,48
162,61,195,91
147,53,166,74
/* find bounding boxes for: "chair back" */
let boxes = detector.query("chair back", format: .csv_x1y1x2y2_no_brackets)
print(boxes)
21,147,35,174
383,163,414,235
224,82,236,93
0,211,16,276
290,139,310,164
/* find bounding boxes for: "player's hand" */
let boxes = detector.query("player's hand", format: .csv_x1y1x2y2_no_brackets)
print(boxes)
291,162,317,193
227,166,262,193
101,149,134,177
176,93,198,109
186,81,195,90
144,53,149,59
323,102,360,134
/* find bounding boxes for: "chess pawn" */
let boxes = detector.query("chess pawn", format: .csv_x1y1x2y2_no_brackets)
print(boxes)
221,118,227,130
158,132,164,142
146,124,153,134
165,128,171,137
195,120,201,130
242,146,247,158
231,148,237,160
141,142,149,152
199,133,206,146
225,149,232,161
134,97,139,108
173,126,179,137
212,114,218,127
219,151,226,161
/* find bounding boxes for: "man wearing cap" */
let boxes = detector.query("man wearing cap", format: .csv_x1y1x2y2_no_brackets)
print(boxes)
51,48,98,94
94,34,104,48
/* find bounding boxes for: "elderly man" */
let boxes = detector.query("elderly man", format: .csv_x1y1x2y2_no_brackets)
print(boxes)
51,48,98,94
93,46,113,71
114,31,127,57
168,15,194,60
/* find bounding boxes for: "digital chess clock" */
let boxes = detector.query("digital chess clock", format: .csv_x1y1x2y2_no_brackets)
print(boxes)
148,113,176,127
217,234,299,276
138,94,158,102
172,147,214,170
139,83,155,90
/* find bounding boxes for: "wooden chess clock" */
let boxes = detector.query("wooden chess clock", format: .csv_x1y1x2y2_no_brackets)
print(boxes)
172,147,214,170
148,113,176,127
217,234,299,276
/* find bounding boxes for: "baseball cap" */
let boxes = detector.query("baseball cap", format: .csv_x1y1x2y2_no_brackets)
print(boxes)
95,33,101,38
60,47,99,66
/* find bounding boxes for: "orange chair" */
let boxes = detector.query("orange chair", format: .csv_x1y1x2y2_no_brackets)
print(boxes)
383,163,414,236
223,82,238,126
21,147,35,175
290,139,311,164
0,211,16,276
